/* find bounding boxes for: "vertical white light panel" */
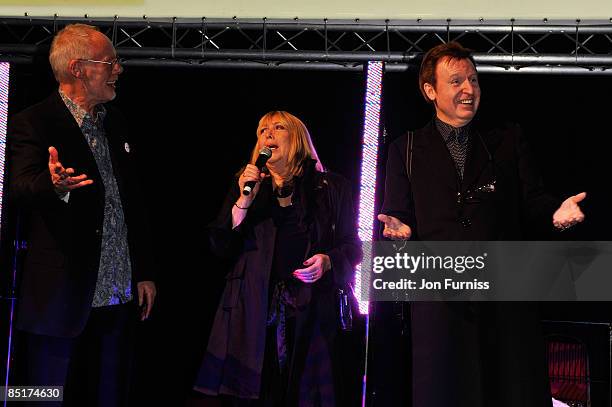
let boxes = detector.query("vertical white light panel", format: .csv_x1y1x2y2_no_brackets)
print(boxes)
355,61,383,315
0,62,10,406
0,62,8,234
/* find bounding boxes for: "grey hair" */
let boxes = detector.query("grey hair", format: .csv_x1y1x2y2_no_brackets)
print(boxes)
49,24,101,83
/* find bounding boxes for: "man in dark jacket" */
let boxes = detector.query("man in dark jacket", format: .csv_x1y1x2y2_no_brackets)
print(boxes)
8,24,155,406
376,42,586,407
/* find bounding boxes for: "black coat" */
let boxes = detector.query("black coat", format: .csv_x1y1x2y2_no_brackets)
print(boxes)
194,162,361,403
379,118,560,407
382,119,560,240
8,91,154,338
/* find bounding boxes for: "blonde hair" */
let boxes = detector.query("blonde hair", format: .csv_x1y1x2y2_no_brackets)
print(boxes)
250,111,324,176
49,24,102,83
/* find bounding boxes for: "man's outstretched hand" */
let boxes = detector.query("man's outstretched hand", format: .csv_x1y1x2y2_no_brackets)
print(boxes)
378,214,412,240
48,146,93,194
553,192,586,231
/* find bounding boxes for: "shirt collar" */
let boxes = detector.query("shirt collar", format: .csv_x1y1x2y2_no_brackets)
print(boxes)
435,116,471,144
59,90,106,128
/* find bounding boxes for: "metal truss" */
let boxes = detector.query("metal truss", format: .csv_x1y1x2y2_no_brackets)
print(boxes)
1,16,612,74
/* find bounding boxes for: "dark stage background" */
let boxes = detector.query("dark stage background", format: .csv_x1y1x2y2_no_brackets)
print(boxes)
1,57,611,405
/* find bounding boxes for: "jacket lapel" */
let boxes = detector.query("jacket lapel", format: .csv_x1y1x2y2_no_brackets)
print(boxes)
461,122,491,195
418,121,460,192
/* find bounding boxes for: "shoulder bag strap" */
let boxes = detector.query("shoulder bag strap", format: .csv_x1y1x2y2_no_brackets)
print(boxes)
405,130,414,180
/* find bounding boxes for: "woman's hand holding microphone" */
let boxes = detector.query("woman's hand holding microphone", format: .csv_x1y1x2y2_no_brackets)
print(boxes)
232,164,266,228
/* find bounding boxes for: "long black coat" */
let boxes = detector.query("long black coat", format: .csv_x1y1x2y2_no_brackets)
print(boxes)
379,118,560,407
194,162,361,404
8,91,154,338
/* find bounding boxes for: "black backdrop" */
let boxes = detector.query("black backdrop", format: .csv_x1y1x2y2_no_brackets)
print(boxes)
1,57,611,405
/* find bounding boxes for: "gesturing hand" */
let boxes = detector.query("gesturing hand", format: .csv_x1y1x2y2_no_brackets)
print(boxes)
378,214,412,240
293,254,331,284
553,192,586,231
48,146,93,194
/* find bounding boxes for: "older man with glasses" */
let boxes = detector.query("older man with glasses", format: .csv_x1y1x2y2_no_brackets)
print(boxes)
8,23,156,406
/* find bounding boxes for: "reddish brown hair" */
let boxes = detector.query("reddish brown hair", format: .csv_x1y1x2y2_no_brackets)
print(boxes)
418,41,476,102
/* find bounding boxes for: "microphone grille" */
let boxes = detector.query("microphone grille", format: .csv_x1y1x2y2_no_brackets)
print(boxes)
259,146,272,157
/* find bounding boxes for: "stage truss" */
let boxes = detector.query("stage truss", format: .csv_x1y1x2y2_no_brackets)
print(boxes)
1,16,612,74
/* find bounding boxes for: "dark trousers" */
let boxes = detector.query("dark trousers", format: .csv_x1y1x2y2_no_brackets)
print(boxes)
23,302,135,407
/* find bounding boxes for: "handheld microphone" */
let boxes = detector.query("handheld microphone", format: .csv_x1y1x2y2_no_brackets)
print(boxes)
243,146,272,196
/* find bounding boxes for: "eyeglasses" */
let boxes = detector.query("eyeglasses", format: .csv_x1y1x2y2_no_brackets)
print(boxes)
77,58,121,67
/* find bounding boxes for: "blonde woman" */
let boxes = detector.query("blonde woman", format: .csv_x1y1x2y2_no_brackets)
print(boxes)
195,111,361,406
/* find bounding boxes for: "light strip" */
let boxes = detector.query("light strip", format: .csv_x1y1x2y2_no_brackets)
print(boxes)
0,62,10,406
0,62,8,233
355,61,383,315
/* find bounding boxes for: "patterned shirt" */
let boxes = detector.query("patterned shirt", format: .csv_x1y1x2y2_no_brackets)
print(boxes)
435,117,472,180
60,91,132,307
